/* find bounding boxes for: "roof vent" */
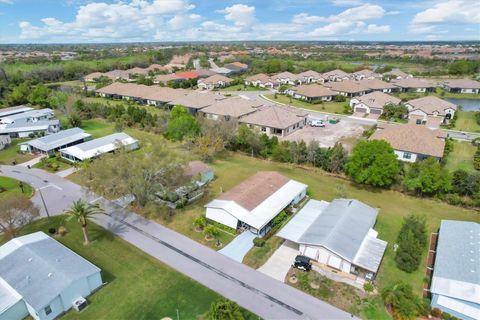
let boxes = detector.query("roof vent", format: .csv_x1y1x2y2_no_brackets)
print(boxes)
48,273,54,278
28,257,33,262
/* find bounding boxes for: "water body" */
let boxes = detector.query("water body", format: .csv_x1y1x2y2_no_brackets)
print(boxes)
445,98,480,112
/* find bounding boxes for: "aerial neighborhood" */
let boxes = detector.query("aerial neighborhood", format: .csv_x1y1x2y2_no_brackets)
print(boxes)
0,1,479,320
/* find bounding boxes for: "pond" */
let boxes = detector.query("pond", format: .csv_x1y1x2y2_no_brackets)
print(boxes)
445,98,480,112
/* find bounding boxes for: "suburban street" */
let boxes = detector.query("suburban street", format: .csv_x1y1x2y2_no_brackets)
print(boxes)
0,165,355,320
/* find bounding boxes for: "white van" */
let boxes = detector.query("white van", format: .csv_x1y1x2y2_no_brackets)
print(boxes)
310,119,325,127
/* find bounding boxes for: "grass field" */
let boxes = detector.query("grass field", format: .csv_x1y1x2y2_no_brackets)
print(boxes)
0,139,37,165
0,176,34,199
454,111,480,132
1,216,224,320
208,153,478,298
33,157,71,172
264,94,347,114
219,84,267,92
444,140,477,172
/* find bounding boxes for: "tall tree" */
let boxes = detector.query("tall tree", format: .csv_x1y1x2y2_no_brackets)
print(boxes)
381,281,421,320
65,199,104,244
395,214,427,272
404,158,451,196
165,105,200,141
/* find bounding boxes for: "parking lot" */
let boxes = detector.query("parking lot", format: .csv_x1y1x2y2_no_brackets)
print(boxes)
283,119,367,149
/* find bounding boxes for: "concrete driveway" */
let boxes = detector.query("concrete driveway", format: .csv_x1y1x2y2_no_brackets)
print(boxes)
258,240,300,282
219,231,256,262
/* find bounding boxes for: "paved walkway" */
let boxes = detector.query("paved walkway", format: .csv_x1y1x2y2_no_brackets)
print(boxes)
18,155,46,167
258,240,299,282
0,165,355,320
56,167,77,177
218,231,256,262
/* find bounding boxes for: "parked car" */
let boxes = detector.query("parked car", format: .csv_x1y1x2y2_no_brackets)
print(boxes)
310,119,325,127
293,255,312,271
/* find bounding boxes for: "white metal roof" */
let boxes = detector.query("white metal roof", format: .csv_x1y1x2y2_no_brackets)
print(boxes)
0,278,22,314
436,295,480,320
0,108,53,124
23,127,91,152
0,106,33,118
0,120,59,134
242,180,307,230
60,132,138,161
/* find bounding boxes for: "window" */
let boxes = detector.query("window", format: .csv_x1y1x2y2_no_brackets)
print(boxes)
403,152,412,159
45,305,52,316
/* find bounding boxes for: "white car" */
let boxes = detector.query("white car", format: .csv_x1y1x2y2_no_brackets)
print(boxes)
310,119,325,127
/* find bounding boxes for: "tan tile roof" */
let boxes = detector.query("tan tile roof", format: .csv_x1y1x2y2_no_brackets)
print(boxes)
444,78,480,89
218,171,290,211
322,69,349,78
356,79,396,90
96,82,187,102
245,73,272,83
325,80,369,93
355,91,401,110
370,124,446,158
199,74,234,85
406,96,457,115
84,72,104,81
298,70,323,78
391,78,435,89
293,84,337,98
229,61,248,69
154,74,181,83
271,72,297,81
386,68,409,78
239,105,307,129
143,87,187,103
126,67,149,75
170,91,225,109
352,69,380,78
200,96,263,117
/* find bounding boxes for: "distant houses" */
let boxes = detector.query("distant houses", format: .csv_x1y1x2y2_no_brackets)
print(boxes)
0,232,103,320
289,84,336,103
429,220,479,320
197,74,234,90
370,124,446,162
324,80,369,97
244,74,275,88
443,79,480,94
405,96,457,128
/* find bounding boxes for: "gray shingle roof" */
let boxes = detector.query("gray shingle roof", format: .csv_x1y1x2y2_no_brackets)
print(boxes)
24,127,91,152
0,232,100,310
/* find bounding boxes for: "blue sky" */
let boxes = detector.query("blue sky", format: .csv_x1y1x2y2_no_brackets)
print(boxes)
0,0,478,43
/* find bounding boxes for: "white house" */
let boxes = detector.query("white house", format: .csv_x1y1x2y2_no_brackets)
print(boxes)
430,220,480,320
0,106,34,118
60,132,139,162
244,74,275,88
205,171,307,236
297,70,325,84
290,84,337,103
391,78,436,93
350,91,402,118
0,108,54,125
0,232,103,320
0,120,60,138
20,127,91,155
443,79,480,94
370,124,446,163
271,72,301,86
405,96,457,128
321,69,350,82
197,75,233,90
277,199,387,281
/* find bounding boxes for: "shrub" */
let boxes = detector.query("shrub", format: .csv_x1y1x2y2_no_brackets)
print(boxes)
334,94,346,102
363,282,374,293
431,308,442,318
253,237,266,247
58,226,68,236
204,225,219,238
193,216,206,230
395,214,427,272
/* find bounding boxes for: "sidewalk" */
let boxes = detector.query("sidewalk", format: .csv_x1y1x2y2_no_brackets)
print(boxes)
18,155,46,167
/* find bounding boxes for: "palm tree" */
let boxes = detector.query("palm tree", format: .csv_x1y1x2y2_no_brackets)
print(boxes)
65,199,104,245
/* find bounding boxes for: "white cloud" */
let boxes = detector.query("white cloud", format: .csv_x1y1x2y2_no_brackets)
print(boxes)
410,0,480,33
330,0,362,6
364,24,391,33
0,0,13,4
386,10,400,15
220,4,256,29
292,13,326,25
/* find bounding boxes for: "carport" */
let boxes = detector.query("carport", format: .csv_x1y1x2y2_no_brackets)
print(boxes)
218,231,256,262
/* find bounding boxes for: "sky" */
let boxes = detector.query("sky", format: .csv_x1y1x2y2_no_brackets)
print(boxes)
0,0,478,43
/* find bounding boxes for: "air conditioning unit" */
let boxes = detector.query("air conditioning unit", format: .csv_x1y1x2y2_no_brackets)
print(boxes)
72,297,87,312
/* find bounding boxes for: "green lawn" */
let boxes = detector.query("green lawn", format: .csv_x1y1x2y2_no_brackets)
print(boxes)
33,156,71,173
264,94,347,114
0,176,34,199
219,84,267,92
454,111,480,133
444,141,477,172
5,216,224,320
0,139,36,165
209,153,478,298
80,118,117,138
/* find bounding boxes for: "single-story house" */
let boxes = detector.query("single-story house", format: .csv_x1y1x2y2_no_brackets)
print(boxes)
351,69,381,81
0,106,34,119
290,84,337,102
20,127,91,155
322,69,350,82
197,74,234,90
429,220,479,320
144,88,188,107
297,70,325,84
210,67,234,75
224,62,248,74
356,79,398,93
186,160,214,185
205,171,307,236
244,74,275,88
325,80,369,97
239,105,308,137
199,96,263,121
271,72,301,85
103,69,130,81
153,73,182,85
168,91,225,114
391,78,436,93
0,120,60,138
277,199,387,281
383,68,411,80
369,124,446,162
125,67,149,77
0,232,103,320
83,72,105,82
0,135,11,150
443,79,480,94
405,96,457,128
60,132,139,162
0,108,55,125
350,91,402,117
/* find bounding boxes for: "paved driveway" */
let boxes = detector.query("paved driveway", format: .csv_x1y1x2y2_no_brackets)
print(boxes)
258,240,300,282
219,231,256,262
1,165,355,320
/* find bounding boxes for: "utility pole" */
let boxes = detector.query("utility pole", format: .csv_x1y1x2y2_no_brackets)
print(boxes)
38,188,50,218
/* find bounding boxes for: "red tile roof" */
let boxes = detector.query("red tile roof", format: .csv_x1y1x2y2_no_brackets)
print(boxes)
175,71,199,79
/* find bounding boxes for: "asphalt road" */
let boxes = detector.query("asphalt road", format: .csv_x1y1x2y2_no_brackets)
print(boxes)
1,165,355,320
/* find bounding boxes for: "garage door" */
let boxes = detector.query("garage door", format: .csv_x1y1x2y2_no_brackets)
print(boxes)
370,109,382,114
304,247,318,260
327,255,342,270
355,107,367,113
